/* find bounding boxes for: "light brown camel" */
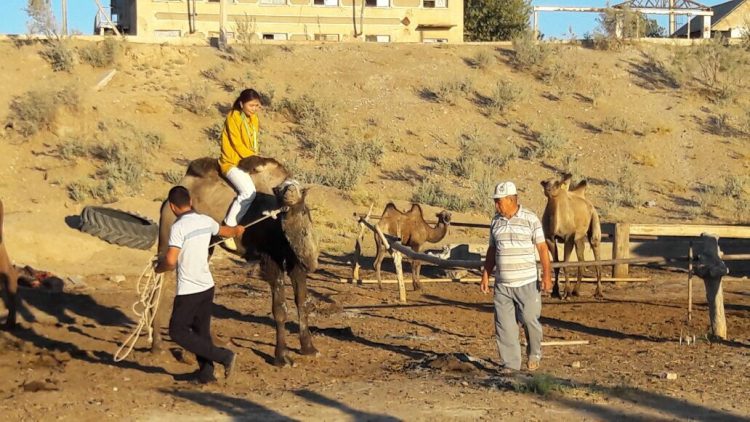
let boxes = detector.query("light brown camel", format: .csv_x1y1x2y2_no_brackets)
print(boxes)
0,199,18,330
541,173,603,299
374,203,451,290
153,156,320,367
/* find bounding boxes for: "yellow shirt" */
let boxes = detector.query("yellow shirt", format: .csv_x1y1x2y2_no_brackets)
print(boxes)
219,109,259,175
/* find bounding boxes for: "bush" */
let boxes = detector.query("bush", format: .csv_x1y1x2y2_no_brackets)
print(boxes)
603,163,641,211
55,85,81,111
163,169,184,184
422,78,473,105
722,174,746,199
470,50,493,69
511,31,549,70
229,15,269,65
600,116,629,133
200,63,226,81
41,40,76,72
278,95,330,131
8,90,57,136
58,140,87,160
78,38,120,67
523,122,567,160
487,80,522,113
296,136,379,191
175,85,210,116
411,179,470,212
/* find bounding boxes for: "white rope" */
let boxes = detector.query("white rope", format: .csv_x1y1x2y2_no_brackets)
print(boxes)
208,206,288,248
113,261,164,362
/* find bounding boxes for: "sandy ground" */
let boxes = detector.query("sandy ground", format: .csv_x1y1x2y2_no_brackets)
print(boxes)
1,253,749,421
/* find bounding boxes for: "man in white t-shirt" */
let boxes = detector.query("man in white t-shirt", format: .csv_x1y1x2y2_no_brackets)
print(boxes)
155,186,245,384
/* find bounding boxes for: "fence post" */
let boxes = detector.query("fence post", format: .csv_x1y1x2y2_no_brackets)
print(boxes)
694,233,728,340
351,206,374,283
612,223,630,278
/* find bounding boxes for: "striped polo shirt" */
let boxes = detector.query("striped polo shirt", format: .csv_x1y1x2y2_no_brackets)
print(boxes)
168,212,220,296
489,206,546,288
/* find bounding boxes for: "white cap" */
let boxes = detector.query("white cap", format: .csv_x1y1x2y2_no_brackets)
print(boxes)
492,181,517,199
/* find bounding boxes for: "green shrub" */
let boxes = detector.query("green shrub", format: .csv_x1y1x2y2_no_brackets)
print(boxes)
487,80,522,113
524,122,567,160
58,140,87,160
510,31,549,70
278,94,330,130
411,179,470,212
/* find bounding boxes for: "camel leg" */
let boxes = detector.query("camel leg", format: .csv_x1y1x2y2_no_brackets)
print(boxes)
572,238,587,297
561,239,575,299
0,272,18,329
546,239,561,298
289,262,318,357
374,233,386,290
411,245,422,291
264,255,293,367
591,238,604,299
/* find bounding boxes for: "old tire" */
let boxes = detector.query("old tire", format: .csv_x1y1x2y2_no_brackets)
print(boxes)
79,206,158,250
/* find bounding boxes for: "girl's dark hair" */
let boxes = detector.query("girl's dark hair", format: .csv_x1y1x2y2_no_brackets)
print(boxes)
233,89,261,110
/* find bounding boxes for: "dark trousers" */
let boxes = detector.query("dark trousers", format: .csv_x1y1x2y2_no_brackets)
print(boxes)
169,287,229,378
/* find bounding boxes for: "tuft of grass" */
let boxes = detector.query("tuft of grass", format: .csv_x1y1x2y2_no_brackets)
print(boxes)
514,374,565,396
78,38,120,67
66,181,88,202
470,50,493,69
41,39,76,72
200,63,226,81
523,121,567,160
411,178,470,212
600,116,630,134
278,94,330,130
163,169,184,185
631,152,658,167
175,85,210,116
58,139,87,160
8,90,58,136
510,31,549,71
422,78,473,105
603,163,641,213
486,80,522,113
722,174,746,199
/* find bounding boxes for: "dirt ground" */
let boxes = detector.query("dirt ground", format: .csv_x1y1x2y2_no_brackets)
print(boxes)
1,252,749,421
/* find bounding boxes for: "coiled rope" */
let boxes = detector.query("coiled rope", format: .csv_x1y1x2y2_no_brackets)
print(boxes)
113,206,288,362
113,261,164,362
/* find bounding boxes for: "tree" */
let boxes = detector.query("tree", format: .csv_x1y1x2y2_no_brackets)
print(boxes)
597,6,665,39
464,0,532,41
26,0,60,38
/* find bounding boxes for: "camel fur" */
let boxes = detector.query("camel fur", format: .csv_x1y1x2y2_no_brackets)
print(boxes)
0,200,18,329
374,203,451,290
154,156,320,367
541,173,603,299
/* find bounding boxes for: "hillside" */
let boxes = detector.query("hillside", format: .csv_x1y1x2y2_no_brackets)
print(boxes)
0,37,748,276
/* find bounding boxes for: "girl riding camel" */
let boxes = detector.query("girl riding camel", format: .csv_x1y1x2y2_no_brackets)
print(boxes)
219,89,262,248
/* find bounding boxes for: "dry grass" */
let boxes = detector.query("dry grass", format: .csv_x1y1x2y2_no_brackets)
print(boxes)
175,85,211,116
8,90,58,136
486,80,523,114
78,38,121,67
41,39,76,72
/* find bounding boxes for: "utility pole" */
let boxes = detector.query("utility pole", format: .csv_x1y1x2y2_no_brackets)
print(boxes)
61,0,68,35
219,0,228,50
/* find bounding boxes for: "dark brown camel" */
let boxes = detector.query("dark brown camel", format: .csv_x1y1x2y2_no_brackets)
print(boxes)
0,200,18,330
541,173,603,299
153,156,319,367
374,203,451,290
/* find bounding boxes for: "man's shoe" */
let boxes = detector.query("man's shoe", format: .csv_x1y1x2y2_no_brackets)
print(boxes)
527,360,540,372
223,351,237,380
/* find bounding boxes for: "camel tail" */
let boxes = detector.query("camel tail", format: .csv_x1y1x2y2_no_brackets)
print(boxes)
589,207,602,245
0,199,4,242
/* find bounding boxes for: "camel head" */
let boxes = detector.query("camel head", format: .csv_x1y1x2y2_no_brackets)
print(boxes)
435,210,452,225
541,173,573,198
275,179,319,272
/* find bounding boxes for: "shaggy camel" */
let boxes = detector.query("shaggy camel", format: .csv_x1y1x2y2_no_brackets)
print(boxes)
541,173,603,299
154,156,320,367
0,200,18,330
374,203,451,290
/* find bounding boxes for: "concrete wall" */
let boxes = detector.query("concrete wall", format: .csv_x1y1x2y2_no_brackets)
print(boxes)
121,0,463,43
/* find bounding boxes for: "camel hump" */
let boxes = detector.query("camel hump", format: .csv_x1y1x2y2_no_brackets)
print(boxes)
237,156,287,174
406,203,424,218
186,157,221,178
569,180,588,196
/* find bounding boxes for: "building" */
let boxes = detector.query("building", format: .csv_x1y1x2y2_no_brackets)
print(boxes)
107,0,463,43
674,0,749,38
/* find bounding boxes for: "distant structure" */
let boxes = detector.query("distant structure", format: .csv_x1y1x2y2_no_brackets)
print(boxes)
532,0,714,39
674,0,750,38
94,0,464,43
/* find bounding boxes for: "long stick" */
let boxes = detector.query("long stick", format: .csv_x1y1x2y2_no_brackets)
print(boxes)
339,277,649,284
541,340,589,346
209,207,287,248
688,241,693,323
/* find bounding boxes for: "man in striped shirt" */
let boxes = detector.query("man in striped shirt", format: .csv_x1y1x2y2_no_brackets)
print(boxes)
480,181,552,372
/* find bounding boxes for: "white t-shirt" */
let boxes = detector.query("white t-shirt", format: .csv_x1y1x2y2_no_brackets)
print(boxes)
168,212,220,296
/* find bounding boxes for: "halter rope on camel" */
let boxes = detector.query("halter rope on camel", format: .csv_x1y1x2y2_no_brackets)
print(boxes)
113,206,289,362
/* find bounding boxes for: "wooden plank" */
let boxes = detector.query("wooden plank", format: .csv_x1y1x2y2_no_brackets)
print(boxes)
613,223,631,278
94,69,117,91
541,340,589,346
339,277,650,284
629,224,750,239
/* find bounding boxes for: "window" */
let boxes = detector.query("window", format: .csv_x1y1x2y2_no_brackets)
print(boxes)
365,0,389,6
314,33,340,41
260,0,287,4
365,35,390,43
314,0,339,6
423,0,447,7
262,33,288,40
423,38,448,43
154,29,181,37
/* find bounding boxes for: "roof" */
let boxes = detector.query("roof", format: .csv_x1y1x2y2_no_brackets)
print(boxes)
674,0,746,36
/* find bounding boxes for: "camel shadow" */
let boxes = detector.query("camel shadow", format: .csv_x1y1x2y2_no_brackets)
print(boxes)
540,316,671,343
160,389,294,420
17,288,132,328
293,389,400,421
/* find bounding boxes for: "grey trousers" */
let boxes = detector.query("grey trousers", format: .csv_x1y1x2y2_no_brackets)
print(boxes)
493,281,543,370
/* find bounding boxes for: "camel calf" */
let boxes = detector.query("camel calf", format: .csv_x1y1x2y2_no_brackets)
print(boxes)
541,174,603,299
0,200,18,329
